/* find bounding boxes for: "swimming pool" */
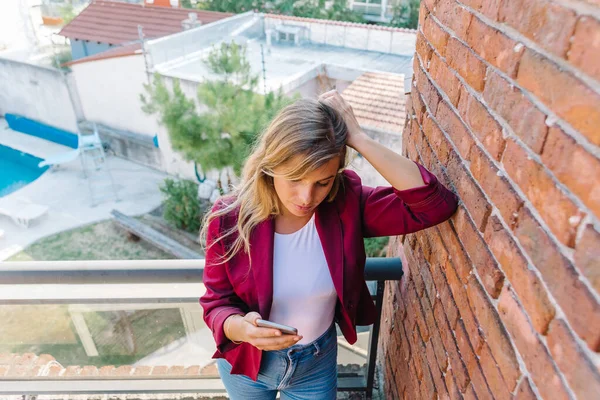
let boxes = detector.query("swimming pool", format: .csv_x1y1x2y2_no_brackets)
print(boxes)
0,144,48,197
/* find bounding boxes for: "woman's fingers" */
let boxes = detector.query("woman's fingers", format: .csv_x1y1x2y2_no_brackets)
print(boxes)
253,335,303,350
248,325,282,338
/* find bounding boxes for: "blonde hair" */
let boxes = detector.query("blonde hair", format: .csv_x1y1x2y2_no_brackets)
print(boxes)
200,97,350,269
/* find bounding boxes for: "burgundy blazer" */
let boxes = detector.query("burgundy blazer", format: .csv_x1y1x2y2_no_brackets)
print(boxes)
199,162,459,381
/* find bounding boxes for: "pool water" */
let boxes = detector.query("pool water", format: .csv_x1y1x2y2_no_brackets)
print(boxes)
0,144,48,197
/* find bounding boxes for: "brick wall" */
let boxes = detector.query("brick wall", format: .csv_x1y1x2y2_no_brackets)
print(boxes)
379,1,600,399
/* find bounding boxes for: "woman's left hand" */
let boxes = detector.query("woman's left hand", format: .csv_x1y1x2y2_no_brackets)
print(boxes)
318,89,370,150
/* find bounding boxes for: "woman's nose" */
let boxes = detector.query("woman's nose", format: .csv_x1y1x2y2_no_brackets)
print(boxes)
298,185,313,204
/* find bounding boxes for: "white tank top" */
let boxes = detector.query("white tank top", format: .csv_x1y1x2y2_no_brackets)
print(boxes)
269,213,338,344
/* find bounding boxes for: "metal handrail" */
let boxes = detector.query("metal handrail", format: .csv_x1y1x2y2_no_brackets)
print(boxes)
0,257,403,399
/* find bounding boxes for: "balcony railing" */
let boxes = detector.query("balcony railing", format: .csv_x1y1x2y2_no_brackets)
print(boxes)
0,258,402,398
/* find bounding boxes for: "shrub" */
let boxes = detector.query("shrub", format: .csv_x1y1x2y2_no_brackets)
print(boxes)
160,178,204,234
364,236,390,257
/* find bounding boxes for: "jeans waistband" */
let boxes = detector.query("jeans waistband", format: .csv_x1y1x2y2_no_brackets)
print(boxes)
272,321,336,357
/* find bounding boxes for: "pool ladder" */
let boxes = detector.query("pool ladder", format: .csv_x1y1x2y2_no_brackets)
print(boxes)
79,124,120,207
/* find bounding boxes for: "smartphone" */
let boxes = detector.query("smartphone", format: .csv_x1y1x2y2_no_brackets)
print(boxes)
256,319,298,335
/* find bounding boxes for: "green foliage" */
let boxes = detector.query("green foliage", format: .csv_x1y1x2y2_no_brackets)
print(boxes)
364,236,390,257
60,4,77,25
51,49,72,71
160,178,203,233
141,41,297,176
196,0,366,23
389,0,420,29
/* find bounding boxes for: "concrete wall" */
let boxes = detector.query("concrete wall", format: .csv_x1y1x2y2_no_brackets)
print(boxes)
264,14,416,57
379,1,600,399
0,58,79,133
70,40,112,60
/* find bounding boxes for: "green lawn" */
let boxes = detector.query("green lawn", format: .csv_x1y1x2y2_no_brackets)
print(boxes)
4,219,187,367
7,220,175,261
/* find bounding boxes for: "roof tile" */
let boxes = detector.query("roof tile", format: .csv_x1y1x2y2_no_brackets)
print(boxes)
59,0,232,44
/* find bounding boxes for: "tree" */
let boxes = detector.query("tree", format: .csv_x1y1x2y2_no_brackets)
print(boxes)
194,0,366,23
141,41,297,177
389,0,420,30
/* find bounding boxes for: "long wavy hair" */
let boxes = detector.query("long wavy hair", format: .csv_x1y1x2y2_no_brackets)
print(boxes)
199,97,350,267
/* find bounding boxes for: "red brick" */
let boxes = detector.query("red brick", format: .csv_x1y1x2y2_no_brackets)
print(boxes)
574,224,600,294
426,342,450,399
429,253,460,329
423,14,450,57
437,222,472,284
469,146,523,229
113,365,133,376
455,321,494,400
416,31,433,69
466,16,524,77
411,81,427,125
0,353,17,365
64,366,81,377
484,215,555,334
201,363,218,376
15,353,36,366
444,370,463,400
167,365,186,375
434,301,471,391
421,293,449,375
547,318,600,399
482,71,548,154
515,207,600,351
498,286,574,400
409,281,430,342
463,384,478,400
447,157,492,232
132,366,152,376
503,139,585,248
515,377,538,400
151,365,169,375
542,126,600,218
478,345,513,400
434,0,473,40
429,52,462,107
419,0,428,28
451,206,504,298
446,38,487,92
436,100,475,160
466,275,521,391
457,87,506,161
416,65,442,115
517,49,600,146
98,366,115,376
79,366,99,376
500,0,577,57
423,115,451,165
34,354,56,366
443,257,484,352
568,16,600,82
406,248,426,298
480,0,502,20
47,365,63,377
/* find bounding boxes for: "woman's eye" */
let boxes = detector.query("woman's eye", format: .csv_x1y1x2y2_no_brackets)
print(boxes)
317,181,330,187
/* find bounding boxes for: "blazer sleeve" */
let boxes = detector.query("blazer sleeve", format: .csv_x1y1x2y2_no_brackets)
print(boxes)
199,202,249,355
348,161,459,238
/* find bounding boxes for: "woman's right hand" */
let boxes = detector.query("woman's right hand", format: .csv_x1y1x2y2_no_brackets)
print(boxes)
228,312,303,351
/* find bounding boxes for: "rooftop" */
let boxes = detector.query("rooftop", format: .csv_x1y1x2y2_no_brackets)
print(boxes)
343,72,406,134
59,0,233,45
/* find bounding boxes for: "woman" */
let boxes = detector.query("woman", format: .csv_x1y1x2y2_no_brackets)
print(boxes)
199,90,459,399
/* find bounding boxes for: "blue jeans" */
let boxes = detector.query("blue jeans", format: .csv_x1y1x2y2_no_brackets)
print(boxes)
217,322,338,400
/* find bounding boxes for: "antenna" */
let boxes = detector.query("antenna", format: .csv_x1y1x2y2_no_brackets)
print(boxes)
260,43,267,94
138,24,151,85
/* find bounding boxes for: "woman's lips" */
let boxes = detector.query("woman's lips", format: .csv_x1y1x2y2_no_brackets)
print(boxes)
294,204,312,212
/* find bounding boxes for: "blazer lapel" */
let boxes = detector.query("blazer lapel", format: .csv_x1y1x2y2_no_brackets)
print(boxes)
250,217,275,319
315,201,345,305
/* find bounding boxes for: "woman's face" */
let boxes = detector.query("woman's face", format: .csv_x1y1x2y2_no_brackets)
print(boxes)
273,156,340,218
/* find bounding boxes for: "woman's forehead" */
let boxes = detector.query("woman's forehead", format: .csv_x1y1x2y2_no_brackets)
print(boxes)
276,155,340,179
